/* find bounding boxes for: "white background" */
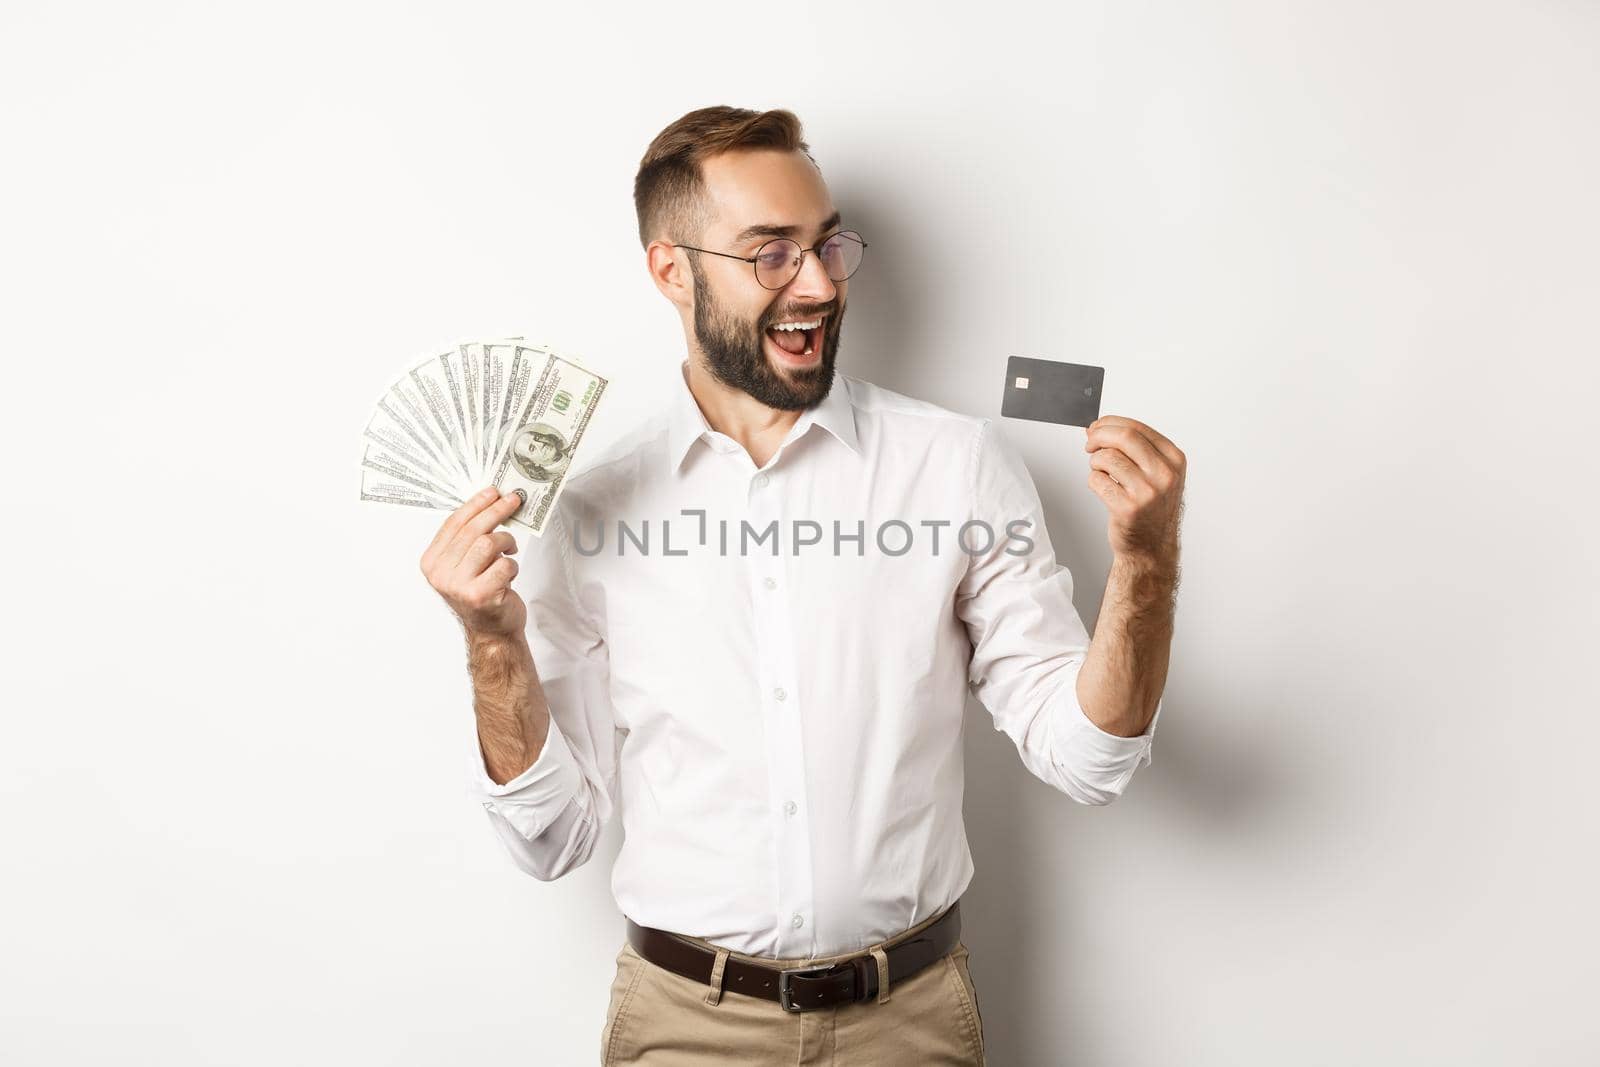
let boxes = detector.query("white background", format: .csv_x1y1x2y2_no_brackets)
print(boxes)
3,2,1597,1064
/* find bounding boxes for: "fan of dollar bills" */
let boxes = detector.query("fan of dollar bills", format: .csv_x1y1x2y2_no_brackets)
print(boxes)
359,338,608,536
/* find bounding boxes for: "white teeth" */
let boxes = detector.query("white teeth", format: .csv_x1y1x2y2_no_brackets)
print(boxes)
770,318,822,331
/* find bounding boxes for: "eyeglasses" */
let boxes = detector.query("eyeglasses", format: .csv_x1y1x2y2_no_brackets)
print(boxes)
673,229,868,290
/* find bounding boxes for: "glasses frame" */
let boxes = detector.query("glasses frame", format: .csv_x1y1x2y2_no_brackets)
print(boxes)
673,230,868,290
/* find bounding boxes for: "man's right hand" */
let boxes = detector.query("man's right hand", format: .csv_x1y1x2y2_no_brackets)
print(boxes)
421,487,529,638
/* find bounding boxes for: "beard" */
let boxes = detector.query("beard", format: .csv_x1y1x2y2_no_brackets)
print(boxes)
690,261,844,411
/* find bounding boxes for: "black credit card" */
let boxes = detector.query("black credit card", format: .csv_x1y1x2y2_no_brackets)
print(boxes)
1000,356,1104,428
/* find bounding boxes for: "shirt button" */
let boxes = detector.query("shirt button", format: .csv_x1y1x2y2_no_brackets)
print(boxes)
774,687,787,702
784,800,797,816
763,576,777,590
753,473,769,488
791,913,804,929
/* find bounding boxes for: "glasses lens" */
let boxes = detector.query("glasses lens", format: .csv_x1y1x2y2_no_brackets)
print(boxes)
818,231,865,282
754,239,802,289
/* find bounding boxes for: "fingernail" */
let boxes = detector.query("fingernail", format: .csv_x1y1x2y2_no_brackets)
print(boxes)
480,487,497,499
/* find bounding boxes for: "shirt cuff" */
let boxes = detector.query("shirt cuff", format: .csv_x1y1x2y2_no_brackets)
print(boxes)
469,714,583,840
1075,695,1162,749
1057,685,1163,793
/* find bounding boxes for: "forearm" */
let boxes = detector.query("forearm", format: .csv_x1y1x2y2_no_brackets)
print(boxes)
466,628,552,785
1075,553,1178,737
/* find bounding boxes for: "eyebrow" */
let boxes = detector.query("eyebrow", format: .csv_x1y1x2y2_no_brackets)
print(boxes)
732,210,843,247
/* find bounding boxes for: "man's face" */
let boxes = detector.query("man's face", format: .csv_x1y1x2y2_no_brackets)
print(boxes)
517,434,560,467
686,149,849,412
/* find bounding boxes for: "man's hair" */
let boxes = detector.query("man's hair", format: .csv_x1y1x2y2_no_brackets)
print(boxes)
633,106,816,251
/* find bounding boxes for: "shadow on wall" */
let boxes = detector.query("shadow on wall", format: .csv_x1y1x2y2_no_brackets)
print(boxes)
785,189,1288,1062
959,672,1290,1064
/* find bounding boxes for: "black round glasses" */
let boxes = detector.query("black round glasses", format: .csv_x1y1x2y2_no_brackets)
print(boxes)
673,229,868,290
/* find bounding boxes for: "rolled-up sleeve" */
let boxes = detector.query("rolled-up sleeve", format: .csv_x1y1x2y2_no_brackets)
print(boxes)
955,417,1162,806
464,495,619,879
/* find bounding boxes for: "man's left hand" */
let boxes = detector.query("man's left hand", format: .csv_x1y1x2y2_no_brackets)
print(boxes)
1083,415,1186,567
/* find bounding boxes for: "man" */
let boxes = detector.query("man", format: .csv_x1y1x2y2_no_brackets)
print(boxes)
420,106,1185,1065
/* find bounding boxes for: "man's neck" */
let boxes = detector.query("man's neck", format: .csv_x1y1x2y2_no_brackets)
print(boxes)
683,357,800,468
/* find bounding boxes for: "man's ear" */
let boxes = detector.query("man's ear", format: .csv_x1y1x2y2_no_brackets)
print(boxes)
646,240,693,312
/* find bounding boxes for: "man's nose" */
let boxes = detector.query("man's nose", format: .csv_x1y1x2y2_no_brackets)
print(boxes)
786,247,839,304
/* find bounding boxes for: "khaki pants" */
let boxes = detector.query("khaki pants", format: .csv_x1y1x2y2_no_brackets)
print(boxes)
599,906,986,1065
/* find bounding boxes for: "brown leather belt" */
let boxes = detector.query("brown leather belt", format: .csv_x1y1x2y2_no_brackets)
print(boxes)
625,900,961,1013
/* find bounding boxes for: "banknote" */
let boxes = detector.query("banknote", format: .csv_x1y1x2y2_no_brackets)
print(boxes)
489,350,607,535
362,393,463,492
359,340,607,537
359,468,462,510
360,441,466,504
405,355,476,486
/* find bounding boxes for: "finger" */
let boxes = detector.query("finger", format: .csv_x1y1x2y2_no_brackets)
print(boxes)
444,490,526,567
1088,446,1151,495
425,487,501,563
466,555,520,599
1086,423,1168,483
457,530,519,580
1090,416,1185,472
1088,467,1126,503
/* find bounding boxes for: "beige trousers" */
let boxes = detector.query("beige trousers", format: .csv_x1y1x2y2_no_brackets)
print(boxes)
599,906,986,1065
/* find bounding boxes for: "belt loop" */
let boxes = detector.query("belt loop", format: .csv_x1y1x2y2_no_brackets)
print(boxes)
704,947,731,1006
870,946,891,1004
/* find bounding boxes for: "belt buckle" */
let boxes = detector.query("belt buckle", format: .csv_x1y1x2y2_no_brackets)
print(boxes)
778,961,853,1013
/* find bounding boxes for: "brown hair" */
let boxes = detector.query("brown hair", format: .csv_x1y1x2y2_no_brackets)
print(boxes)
633,106,816,251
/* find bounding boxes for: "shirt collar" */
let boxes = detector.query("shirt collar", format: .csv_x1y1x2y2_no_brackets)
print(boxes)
668,358,859,474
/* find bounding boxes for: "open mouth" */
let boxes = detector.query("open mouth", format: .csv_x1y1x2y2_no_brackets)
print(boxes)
764,315,825,363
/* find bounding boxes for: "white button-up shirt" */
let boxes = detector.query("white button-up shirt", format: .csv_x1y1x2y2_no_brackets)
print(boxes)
467,359,1163,958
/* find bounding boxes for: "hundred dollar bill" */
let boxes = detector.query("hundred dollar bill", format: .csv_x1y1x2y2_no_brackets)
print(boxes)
487,342,539,477
479,339,557,476
479,341,509,482
403,354,475,487
387,373,466,487
359,467,463,510
462,337,529,476
490,348,607,536
359,441,464,503
361,393,463,493
454,343,482,482
432,347,475,483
